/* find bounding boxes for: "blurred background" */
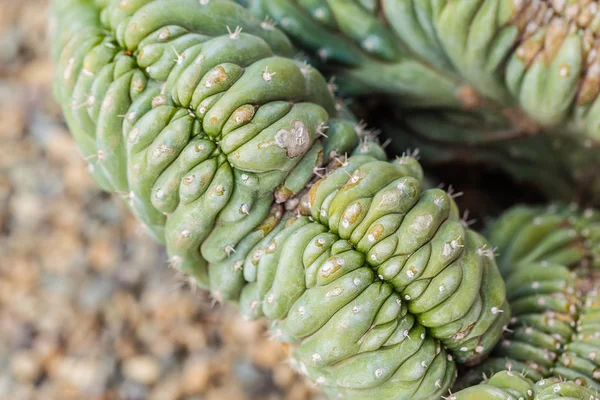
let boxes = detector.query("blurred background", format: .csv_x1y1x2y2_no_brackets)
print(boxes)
0,1,323,399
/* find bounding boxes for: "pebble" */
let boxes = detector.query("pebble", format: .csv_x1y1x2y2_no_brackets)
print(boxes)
10,351,40,383
181,354,211,394
122,356,162,385
273,364,296,389
206,384,249,400
150,373,181,400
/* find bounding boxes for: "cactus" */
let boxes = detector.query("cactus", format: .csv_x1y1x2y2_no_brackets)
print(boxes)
242,0,600,203
457,205,600,390
452,370,600,400
50,0,512,398
240,155,511,399
555,288,600,390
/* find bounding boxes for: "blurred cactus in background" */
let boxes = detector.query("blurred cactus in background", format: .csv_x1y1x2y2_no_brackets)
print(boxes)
453,370,600,399
243,0,600,204
456,204,600,390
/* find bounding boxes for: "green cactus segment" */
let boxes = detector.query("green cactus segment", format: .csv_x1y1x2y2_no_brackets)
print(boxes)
301,157,511,365
246,0,464,108
245,0,600,123
485,261,580,381
242,0,600,203
487,205,600,274
453,371,600,400
52,1,510,397
453,371,535,400
533,379,600,400
460,205,600,389
101,0,294,56
554,288,600,391
385,113,600,203
234,155,509,399
51,0,339,283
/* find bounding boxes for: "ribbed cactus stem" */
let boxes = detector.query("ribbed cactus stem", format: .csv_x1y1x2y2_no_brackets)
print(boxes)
233,152,511,399
457,205,600,390
452,370,600,399
50,1,511,398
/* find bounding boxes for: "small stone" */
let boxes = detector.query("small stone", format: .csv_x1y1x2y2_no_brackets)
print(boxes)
11,351,41,383
251,339,285,369
206,384,249,400
272,364,295,389
122,355,162,385
149,373,181,400
180,355,211,394
287,381,312,400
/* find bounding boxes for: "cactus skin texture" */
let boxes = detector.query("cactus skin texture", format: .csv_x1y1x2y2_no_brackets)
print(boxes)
51,0,338,286
457,205,600,390
243,0,600,203
452,370,600,400
240,155,511,399
50,1,510,398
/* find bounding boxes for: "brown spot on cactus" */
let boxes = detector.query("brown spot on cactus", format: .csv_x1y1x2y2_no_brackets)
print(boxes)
274,185,294,203
182,175,195,185
284,216,298,228
341,202,362,228
577,62,600,105
131,76,145,92
340,171,362,191
543,18,569,62
319,258,341,278
265,241,277,254
204,66,228,88
158,27,171,41
458,85,481,109
558,64,571,77
255,205,283,235
307,180,321,209
515,33,545,65
367,224,384,242
151,95,166,108
213,185,225,196
232,105,255,125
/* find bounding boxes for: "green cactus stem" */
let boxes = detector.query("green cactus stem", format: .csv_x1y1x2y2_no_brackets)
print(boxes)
457,205,600,389
453,370,600,400
50,1,510,398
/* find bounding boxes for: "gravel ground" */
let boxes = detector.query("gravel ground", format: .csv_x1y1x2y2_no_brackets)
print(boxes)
0,2,323,399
